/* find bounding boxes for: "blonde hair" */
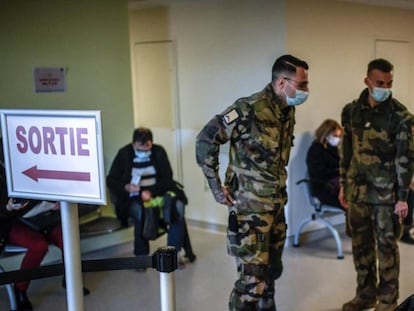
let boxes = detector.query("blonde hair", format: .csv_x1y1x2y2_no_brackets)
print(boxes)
314,119,342,145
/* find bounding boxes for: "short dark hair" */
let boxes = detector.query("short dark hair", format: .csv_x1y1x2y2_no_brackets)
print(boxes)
271,54,309,81
367,58,393,75
132,127,153,144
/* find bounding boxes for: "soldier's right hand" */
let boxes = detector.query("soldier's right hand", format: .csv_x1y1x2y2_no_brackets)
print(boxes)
207,178,235,206
338,185,348,209
222,187,236,206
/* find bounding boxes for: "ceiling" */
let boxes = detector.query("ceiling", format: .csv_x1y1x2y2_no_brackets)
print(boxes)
128,0,414,10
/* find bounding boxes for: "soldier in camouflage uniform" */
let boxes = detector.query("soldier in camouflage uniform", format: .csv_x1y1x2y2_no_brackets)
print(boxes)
339,58,414,311
195,54,309,311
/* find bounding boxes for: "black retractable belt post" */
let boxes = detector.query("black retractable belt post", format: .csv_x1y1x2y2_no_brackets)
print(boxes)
0,246,178,310
153,246,177,311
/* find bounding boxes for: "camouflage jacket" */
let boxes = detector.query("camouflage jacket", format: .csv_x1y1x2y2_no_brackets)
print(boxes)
195,84,295,210
340,88,414,204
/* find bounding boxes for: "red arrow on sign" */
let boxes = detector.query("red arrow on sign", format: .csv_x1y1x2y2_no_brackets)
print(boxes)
22,166,91,182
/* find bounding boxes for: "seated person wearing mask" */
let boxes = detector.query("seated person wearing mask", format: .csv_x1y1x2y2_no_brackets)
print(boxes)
0,143,89,311
106,127,195,266
306,119,344,209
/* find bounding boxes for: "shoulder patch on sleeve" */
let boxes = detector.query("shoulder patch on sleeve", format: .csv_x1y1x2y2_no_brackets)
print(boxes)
223,109,239,124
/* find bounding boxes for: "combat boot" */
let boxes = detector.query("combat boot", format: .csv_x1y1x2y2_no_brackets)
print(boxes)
342,296,376,311
375,302,397,311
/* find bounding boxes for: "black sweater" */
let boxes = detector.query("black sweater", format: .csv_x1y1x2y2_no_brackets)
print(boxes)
106,143,174,201
306,141,340,206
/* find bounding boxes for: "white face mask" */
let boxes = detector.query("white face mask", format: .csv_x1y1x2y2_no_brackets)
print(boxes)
326,134,340,147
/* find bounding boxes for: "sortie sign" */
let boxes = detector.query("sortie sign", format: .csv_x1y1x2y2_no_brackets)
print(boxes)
0,110,106,205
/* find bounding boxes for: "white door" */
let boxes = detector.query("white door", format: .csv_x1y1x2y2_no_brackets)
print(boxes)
132,41,182,181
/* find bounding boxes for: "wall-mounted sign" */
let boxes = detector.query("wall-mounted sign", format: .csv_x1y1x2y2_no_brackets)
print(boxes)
33,67,66,93
0,109,106,205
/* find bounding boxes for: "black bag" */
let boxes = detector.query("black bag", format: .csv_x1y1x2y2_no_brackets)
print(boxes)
171,181,188,205
19,209,61,232
18,201,61,232
19,201,60,231
142,206,167,240
163,181,188,224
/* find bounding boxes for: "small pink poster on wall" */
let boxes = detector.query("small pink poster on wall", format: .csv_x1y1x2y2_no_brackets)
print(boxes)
33,67,66,93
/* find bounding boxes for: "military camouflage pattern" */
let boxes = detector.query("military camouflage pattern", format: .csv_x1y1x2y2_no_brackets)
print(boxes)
228,206,286,311
196,84,294,310
340,89,414,204
196,84,295,211
348,202,401,304
340,88,414,305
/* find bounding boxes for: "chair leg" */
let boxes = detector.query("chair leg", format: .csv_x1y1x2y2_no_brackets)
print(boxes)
0,265,18,311
6,283,17,311
316,218,344,259
293,217,313,247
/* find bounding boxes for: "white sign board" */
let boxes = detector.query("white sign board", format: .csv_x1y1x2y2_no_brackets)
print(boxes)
0,109,106,205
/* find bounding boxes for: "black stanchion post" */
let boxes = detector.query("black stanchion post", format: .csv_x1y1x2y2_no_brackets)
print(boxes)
153,246,177,311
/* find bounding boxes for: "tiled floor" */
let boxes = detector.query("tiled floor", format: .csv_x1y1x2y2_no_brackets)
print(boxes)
1,226,414,311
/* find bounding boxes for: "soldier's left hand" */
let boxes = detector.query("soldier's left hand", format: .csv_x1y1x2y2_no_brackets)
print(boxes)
394,200,408,224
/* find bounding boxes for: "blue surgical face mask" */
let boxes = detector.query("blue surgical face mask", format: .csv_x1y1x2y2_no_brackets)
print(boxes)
370,86,392,102
283,81,309,106
135,150,151,159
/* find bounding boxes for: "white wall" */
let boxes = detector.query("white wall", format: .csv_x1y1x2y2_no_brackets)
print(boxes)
169,0,286,225
128,0,286,225
129,0,414,236
286,0,414,236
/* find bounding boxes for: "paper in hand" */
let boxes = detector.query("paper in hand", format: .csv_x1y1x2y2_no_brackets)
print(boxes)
22,201,56,218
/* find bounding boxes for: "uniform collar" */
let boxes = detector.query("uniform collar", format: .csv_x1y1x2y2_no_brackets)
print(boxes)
265,83,293,115
357,88,392,112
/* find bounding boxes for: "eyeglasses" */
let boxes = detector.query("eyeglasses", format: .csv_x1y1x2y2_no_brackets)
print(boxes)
284,77,308,90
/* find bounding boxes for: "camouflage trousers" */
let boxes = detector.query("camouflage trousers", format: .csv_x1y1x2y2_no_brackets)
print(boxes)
348,202,402,304
227,206,287,311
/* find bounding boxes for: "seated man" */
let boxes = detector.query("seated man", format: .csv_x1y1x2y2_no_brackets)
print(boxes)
106,127,195,264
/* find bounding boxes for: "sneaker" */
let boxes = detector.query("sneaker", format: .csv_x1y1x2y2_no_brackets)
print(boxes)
343,296,376,311
375,302,397,311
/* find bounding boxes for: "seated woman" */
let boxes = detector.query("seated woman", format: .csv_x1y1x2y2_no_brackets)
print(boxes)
0,148,89,311
306,119,344,209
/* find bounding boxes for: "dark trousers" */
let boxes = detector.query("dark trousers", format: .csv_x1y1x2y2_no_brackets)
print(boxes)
130,200,193,257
